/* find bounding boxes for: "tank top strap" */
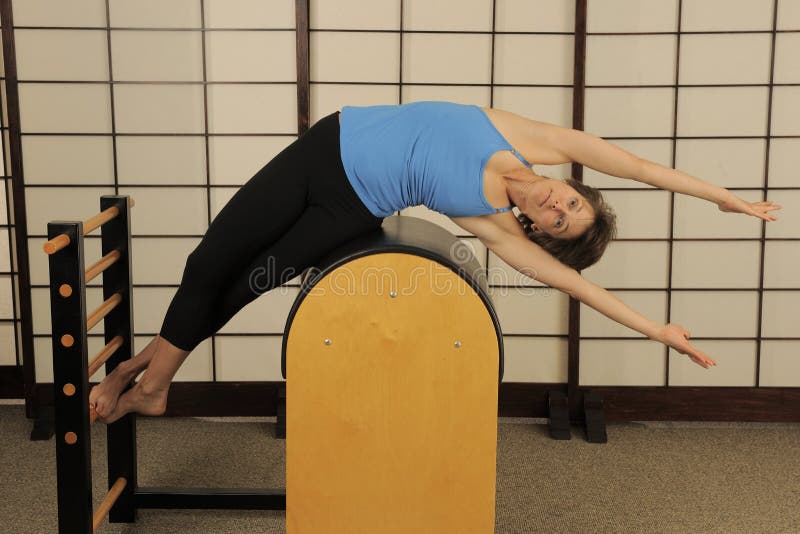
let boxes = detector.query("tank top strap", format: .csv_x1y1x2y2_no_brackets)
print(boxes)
489,147,525,214
510,147,533,168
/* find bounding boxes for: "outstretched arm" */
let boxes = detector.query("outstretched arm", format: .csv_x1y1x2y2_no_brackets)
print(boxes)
479,228,717,369
546,126,730,199
503,110,781,221
529,122,781,222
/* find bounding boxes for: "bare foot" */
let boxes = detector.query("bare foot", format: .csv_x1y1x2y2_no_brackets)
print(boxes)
89,362,136,419
100,382,168,424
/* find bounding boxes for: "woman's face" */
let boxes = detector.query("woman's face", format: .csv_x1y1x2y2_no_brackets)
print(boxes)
524,178,595,240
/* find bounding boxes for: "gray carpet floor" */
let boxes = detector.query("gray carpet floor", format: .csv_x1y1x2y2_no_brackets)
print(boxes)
1,402,798,533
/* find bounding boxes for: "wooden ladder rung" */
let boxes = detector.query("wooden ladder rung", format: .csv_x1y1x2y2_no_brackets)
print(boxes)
43,198,135,255
85,250,122,284
86,293,123,332
92,477,127,532
88,335,124,379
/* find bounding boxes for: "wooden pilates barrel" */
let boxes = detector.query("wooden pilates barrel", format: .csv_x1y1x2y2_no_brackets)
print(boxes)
282,215,503,534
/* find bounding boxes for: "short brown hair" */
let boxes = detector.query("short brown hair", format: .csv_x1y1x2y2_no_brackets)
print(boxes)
517,178,616,271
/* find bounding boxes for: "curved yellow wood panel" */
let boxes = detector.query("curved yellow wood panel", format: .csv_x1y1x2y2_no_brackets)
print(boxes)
286,252,499,534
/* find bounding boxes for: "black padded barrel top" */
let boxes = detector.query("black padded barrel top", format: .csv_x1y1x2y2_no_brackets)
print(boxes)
281,215,504,382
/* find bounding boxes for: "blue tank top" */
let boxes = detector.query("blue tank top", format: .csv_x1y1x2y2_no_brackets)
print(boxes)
338,101,533,218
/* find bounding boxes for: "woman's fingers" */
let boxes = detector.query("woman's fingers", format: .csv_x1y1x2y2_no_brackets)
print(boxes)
750,207,778,222
688,348,716,369
678,338,717,369
664,323,717,368
752,201,781,221
692,347,716,368
740,201,781,222
758,212,776,222
719,198,781,221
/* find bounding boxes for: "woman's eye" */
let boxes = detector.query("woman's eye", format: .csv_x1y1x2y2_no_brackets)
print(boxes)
569,198,578,207
554,216,563,228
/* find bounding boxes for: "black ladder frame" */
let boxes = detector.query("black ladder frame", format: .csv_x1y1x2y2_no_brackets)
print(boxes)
47,195,285,534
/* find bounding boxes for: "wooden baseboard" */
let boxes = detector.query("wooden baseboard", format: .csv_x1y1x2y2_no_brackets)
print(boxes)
30,381,800,422
594,386,800,422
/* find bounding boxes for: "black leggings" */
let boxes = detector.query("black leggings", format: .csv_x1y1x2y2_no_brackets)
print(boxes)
159,111,385,352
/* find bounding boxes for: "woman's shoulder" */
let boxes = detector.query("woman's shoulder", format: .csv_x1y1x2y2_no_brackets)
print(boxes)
478,107,572,166
478,106,529,134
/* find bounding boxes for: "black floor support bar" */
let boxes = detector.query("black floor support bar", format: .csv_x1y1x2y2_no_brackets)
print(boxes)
135,488,286,510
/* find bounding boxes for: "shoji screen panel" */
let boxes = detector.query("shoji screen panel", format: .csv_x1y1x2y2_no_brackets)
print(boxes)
492,0,574,383
582,0,799,388
16,0,298,383
308,0,400,123
15,0,113,383
0,10,19,369
761,0,800,387
310,0,575,384
192,0,298,384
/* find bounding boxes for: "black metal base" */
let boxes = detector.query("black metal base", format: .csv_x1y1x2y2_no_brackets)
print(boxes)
275,384,286,439
135,487,286,510
547,390,571,440
583,390,608,444
29,405,54,441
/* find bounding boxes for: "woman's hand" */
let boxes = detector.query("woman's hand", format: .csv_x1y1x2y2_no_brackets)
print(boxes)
655,323,717,369
717,192,781,222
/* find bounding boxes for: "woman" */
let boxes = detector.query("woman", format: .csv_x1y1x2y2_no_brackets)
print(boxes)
89,101,781,423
